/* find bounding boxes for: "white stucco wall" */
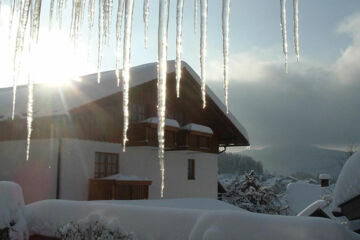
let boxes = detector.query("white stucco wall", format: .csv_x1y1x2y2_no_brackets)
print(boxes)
60,139,218,200
60,138,123,200
0,138,218,202
0,139,58,204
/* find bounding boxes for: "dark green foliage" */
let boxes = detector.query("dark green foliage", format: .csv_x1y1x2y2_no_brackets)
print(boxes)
218,153,263,175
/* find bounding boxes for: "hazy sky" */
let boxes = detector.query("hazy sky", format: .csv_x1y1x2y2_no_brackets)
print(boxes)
1,0,360,149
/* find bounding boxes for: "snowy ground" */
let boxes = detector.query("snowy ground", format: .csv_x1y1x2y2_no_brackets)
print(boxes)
2,181,359,239
25,199,359,240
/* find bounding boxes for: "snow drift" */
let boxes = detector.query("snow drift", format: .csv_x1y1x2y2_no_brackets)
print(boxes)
25,199,359,240
0,181,29,240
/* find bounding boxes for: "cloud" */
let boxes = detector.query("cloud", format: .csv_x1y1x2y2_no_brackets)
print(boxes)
207,13,360,147
333,13,360,83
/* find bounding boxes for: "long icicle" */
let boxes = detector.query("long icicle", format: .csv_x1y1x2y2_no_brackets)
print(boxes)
200,0,208,108
88,0,96,38
122,0,134,152
280,0,288,73
175,0,184,98
103,0,114,45
69,0,86,47
97,0,104,83
56,0,66,29
194,0,198,33
293,0,299,62
158,0,170,198
87,0,95,60
116,0,125,86
12,0,32,120
49,0,55,30
143,0,150,48
222,0,230,114
8,0,16,42
26,0,42,161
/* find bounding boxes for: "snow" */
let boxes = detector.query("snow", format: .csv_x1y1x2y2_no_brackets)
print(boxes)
0,61,249,142
319,173,331,180
285,182,333,216
0,181,29,240
333,151,360,207
141,117,180,128
102,173,149,181
181,123,213,135
24,199,360,240
99,198,242,211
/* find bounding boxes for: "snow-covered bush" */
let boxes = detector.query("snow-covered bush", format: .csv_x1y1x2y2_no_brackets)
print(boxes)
0,182,29,240
222,171,283,214
56,214,136,240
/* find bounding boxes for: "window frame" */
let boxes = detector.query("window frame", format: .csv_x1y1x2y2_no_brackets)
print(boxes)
188,159,195,180
94,152,119,178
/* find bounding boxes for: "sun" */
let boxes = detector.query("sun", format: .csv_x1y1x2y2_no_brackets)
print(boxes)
24,30,93,86
0,5,94,88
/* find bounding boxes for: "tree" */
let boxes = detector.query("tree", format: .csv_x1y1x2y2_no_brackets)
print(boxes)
222,171,283,214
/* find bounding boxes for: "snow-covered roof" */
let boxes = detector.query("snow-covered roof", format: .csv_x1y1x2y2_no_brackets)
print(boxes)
285,182,333,216
0,61,249,143
333,151,360,207
141,117,180,128
319,174,331,180
181,123,213,135
297,200,330,217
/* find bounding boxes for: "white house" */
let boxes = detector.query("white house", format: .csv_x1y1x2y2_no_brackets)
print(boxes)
0,61,249,204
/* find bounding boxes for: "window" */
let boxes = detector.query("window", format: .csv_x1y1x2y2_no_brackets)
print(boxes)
94,152,119,178
130,103,146,122
188,159,195,180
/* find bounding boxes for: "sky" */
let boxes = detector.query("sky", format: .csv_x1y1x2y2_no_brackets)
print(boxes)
0,0,360,150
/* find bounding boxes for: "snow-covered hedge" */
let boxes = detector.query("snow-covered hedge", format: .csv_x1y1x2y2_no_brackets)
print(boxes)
56,213,136,240
0,181,29,240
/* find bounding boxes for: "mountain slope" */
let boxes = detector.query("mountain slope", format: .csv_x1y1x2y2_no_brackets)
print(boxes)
240,145,348,178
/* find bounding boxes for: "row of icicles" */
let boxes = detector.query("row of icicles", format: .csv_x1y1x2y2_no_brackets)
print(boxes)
0,0,299,198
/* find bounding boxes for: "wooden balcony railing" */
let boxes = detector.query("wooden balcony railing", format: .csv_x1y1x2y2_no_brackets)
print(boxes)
88,179,152,200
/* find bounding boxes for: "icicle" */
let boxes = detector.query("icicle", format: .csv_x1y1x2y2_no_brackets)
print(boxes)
30,0,42,43
87,0,95,41
143,0,150,48
97,0,114,82
26,0,42,161
200,0,208,108
8,0,16,42
122,0,134,152
158,0,170,198
175,0,184,98
293,0,299,62
280,0,288,73
49,0,55,30
26,75,33,161
97,0,104,83
103,0,114,45
116,0,125,86
222,0,230,114
56,0,66,29
12,0,32,120
194,0,198,33
69,0,86,47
